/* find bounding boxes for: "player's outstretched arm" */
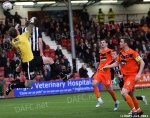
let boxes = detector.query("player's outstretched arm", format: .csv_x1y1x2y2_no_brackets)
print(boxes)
103,61,119,71
26,17,37,36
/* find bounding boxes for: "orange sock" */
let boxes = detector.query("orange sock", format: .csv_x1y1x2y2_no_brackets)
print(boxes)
94,87,100,98
132,97,142,112
125,95,136,112
108,90,117,101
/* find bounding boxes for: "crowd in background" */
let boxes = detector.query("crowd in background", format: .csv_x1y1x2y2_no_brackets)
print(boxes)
42,8,150,75
0,9,150,85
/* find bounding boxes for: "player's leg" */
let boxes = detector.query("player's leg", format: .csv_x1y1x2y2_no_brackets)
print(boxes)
42,56,73,82
92,79,103,107
121,75,142,118
92,71,103,108
106,85,120,110
103,72,120,110
121,88,138,117
6,64,25,95
129,92,143,116
118,78,124,90
136,96,148,105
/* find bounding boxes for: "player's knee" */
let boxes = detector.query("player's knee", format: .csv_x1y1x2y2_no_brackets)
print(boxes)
47,57,54,64
43,57,54,65
106,86,111,91
92,80,98,87
121,90,127,97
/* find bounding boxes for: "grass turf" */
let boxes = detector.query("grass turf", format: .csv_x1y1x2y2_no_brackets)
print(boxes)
0,88,150,118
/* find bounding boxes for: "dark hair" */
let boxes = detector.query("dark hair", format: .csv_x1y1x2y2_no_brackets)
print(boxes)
9,27,17,38
112,49,119,54
101,39,108,43
123,38,131,46
25,21,30,27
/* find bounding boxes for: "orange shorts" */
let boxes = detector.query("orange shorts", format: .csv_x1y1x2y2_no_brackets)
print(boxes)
123,74,136,92
93,70,112,87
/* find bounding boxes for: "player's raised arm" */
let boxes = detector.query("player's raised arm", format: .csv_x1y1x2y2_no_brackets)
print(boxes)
26,17,37,37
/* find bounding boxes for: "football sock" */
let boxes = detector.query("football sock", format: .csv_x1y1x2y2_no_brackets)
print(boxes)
11,82,25,89
94,87,100,98
108,90,117,101
125,95,136,112
132,97,142,112
136,96,142,100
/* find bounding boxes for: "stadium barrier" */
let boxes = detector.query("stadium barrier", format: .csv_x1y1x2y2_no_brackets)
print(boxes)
2,74,150,98
135,74,150,88
4,78,102,98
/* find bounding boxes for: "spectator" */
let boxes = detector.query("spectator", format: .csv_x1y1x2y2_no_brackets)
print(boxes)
79,64,89,78
4,61,13,78
83,48,91,66
91,51,99,69
79,38,86,59
61,65,69,75
0,24,6,38
13,12,22,25
0,76,5,96
143,54,150,68
145,27,150,42
10,54,20,71
135,40,143,52
63,55,70,69
43,65,51,81
81,9,89,24
142,23,149,32
141,40,149,53
111,34,118,48
38,73,45,82
0,53,7,67
55,46,63,58
96,8,105,24
55,27,61,44
6,48,14,61
108,8,115,24
49,22,55,41
75,40,80,58
60,58,68,69
140,32,147,43
140,16,146,26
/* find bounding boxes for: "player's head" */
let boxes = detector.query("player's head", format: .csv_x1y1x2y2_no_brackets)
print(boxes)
120,38,130,49
112,50,118,60
100,39,108,49
25,21,30,27
9,27,19,38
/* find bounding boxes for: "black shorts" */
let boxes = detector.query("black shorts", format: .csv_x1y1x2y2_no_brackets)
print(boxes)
22,56,44,80
33,51,40,56
119,78,124,90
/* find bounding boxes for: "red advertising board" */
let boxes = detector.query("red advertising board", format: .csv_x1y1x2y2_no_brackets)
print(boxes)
135,74,150,88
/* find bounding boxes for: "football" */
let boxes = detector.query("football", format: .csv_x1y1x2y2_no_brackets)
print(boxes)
2,1,13,11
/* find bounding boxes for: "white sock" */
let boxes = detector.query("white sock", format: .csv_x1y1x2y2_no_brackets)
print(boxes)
116,100,119,103
98,98,102,101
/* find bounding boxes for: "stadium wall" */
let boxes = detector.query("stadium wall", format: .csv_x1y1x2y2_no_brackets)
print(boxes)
0,3,149,23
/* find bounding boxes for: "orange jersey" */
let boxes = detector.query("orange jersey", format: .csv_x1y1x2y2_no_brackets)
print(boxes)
117,48,142,75
98,48,113,70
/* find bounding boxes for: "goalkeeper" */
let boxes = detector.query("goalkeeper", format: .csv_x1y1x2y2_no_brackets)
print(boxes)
6,17,73,95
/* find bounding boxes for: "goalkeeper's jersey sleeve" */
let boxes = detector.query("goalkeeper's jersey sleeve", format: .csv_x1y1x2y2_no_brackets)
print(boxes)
12,32,34,63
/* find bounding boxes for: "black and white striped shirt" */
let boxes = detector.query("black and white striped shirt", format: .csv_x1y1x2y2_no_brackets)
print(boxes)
113,65,122,75
20,26,42,51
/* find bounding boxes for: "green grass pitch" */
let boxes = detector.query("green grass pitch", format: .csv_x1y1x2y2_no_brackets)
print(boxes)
0,88,150,118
